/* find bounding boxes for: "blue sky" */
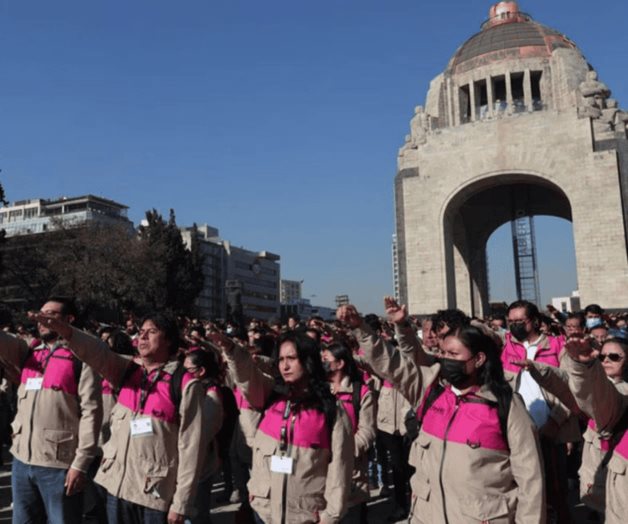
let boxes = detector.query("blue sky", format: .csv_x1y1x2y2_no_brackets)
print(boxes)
2,1,626,314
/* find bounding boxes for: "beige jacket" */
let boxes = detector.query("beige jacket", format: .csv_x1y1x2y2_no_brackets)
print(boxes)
503,337,581,443
354,323,546,524
67,328,207,515
0,332,102,473
202,386,224,480
333,376,376,507
223,342,355,524
563,356,628,524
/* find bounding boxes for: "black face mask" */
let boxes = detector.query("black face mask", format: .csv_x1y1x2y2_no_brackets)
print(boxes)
510,323,529,342
322,361,334,374
438,357,474,388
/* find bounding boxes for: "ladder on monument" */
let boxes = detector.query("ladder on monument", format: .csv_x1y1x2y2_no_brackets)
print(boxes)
511,215,541,306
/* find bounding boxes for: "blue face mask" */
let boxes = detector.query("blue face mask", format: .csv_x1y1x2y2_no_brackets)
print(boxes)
586,317,603,330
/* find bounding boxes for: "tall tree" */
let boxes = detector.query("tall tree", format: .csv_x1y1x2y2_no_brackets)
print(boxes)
138,209,204,315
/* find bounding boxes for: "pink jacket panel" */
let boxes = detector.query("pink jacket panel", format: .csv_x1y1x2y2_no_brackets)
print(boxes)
501,333,562,374
421,386,509,452
258,398,331,450
116,366,195,424
234,386,253,410
336,384,369,433
21,346,79,396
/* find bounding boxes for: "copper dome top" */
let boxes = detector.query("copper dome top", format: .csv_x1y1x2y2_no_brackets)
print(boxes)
450,2,577,72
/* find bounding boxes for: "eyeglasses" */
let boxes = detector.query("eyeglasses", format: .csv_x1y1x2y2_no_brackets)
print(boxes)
598,353,624,363
508,318,529,325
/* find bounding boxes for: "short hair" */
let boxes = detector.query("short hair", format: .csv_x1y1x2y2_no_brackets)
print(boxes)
584,304,604,316
507,300,540,323
432,309,470,333
45,296,78,318
363,314,382,334
566,312,585,328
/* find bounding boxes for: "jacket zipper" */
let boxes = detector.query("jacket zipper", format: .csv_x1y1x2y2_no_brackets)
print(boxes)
281,409,297,524
438,397,461,524
26,389,40,461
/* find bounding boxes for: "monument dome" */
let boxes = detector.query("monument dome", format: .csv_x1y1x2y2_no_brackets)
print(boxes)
393,1,628,317
449,2,577,71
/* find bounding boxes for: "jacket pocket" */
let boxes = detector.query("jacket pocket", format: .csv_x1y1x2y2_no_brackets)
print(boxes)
43,429,75,463
606,454,626,519
99,443,117,473
143,465,169,499
250,437,277,499
10,421,22,454
417,432,431,463
460,493,511,522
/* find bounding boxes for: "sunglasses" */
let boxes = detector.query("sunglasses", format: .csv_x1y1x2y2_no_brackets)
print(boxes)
598,353,624,363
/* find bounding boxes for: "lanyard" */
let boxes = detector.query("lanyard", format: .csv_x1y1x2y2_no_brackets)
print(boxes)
279,400,292,452
38,344,62,375
136,365,165,415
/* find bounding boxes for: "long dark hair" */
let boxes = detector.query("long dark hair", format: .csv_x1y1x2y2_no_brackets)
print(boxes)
324,342,363,384
271,331,337,433
449,325,513,438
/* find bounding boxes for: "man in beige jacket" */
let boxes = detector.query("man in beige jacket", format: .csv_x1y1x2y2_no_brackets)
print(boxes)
0,297,102,524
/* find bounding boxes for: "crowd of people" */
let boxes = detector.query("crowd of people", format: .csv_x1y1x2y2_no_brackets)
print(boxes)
0,296,626,524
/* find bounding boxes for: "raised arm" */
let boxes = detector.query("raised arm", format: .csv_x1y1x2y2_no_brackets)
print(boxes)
385,296,434,368
210,333,273,411
28,313,131,388
562,338,625,432
338,305,436,408
0,332,30,382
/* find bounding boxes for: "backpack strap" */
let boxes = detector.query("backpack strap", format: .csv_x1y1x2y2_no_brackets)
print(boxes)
351,381,362,427
169,362,186,416
72,358,83,389
417,382,445,425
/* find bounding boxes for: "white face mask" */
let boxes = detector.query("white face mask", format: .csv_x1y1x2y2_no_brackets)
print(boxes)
586,317,603,330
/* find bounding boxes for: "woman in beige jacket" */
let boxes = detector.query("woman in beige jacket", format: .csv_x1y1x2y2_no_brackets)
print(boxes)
562,336,628,524
338,305,545,524
322,342,376,523
211,330,354,524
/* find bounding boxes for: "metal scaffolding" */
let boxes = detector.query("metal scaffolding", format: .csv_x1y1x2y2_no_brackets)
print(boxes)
511,214,541,306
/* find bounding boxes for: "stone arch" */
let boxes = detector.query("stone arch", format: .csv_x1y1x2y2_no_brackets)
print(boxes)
440,172,573,316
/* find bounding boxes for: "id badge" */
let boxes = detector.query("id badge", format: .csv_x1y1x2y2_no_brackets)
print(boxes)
25,377,43,391
270,455,294,474
130,417,154,437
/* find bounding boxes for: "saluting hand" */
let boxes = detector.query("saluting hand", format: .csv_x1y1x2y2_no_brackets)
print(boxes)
384,296,407,325
336,305,362,329
27,311,73,341
564,335,598,363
